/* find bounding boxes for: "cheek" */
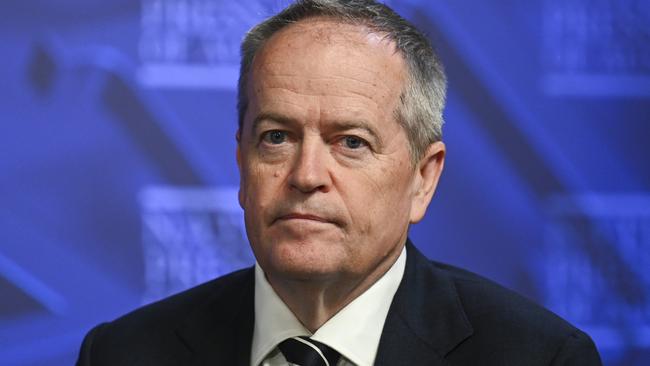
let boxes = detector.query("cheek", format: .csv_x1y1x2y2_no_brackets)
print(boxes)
342,168,409,226
357,165,413,225
242,160,287,212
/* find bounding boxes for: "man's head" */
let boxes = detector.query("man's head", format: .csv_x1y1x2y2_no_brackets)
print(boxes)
238,0,447,163
236,0,446,289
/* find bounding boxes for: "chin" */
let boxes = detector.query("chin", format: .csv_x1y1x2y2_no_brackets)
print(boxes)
272,264,340,282
264,239,348,281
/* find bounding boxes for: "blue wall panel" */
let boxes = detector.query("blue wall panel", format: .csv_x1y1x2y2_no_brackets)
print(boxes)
1,1,648,365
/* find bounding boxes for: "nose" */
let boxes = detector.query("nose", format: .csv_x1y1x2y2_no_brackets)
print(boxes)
288,139,332,194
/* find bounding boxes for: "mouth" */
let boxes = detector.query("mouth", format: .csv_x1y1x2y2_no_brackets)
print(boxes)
276,213,337,226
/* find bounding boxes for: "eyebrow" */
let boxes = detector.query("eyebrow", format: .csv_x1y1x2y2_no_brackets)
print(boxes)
250,112,299,135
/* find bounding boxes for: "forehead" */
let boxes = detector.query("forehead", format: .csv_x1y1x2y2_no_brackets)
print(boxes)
254,18,403,77
246,18,406,124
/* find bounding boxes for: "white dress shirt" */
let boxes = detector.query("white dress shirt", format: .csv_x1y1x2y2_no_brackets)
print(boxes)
250,247,407,366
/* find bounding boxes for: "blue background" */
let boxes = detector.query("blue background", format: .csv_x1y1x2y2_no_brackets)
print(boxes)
1,0,649,365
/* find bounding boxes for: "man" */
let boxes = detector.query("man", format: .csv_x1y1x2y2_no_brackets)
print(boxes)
77,1,602,365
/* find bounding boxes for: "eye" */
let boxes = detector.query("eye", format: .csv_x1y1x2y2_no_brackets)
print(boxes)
342,135,367,149
262,130,288,144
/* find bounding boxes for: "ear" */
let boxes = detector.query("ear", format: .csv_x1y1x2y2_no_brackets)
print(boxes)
236,129,244,209
235,129,242,167
409,141,445,223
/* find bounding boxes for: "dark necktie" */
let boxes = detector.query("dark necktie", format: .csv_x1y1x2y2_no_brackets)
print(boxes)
278,336,342,366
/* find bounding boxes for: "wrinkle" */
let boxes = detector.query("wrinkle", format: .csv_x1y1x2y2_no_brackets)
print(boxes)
262,70,392,89
260,86,381,105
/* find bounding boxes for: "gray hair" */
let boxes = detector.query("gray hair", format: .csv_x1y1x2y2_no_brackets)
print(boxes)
237,0,446,162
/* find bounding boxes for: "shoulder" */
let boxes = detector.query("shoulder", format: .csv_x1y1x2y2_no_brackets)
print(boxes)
435,260,569,331
109,266,253,329
431,261,601,365
76,267,254,365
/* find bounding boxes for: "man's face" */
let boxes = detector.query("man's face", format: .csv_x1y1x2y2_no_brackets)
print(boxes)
237,19,442,284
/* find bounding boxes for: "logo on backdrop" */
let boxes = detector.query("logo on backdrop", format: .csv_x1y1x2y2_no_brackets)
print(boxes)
543,193,650,351
542,0,650,96
137,0,289,89
139,186,253,304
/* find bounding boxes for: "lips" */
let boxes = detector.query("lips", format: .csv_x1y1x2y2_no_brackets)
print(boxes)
278,213,332,223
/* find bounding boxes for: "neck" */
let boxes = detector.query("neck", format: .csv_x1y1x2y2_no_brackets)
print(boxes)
266,248,403,333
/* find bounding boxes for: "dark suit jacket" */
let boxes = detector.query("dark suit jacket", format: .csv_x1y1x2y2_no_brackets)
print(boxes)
76,240,602,365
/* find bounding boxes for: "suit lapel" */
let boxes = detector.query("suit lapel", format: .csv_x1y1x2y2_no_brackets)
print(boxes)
375,240,473,365
166,240,471,365
175,268,255,366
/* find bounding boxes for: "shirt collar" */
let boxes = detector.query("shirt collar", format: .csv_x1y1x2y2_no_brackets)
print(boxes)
251,246,407,366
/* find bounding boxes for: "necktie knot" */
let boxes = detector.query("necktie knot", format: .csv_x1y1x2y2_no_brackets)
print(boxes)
278,336,341,366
